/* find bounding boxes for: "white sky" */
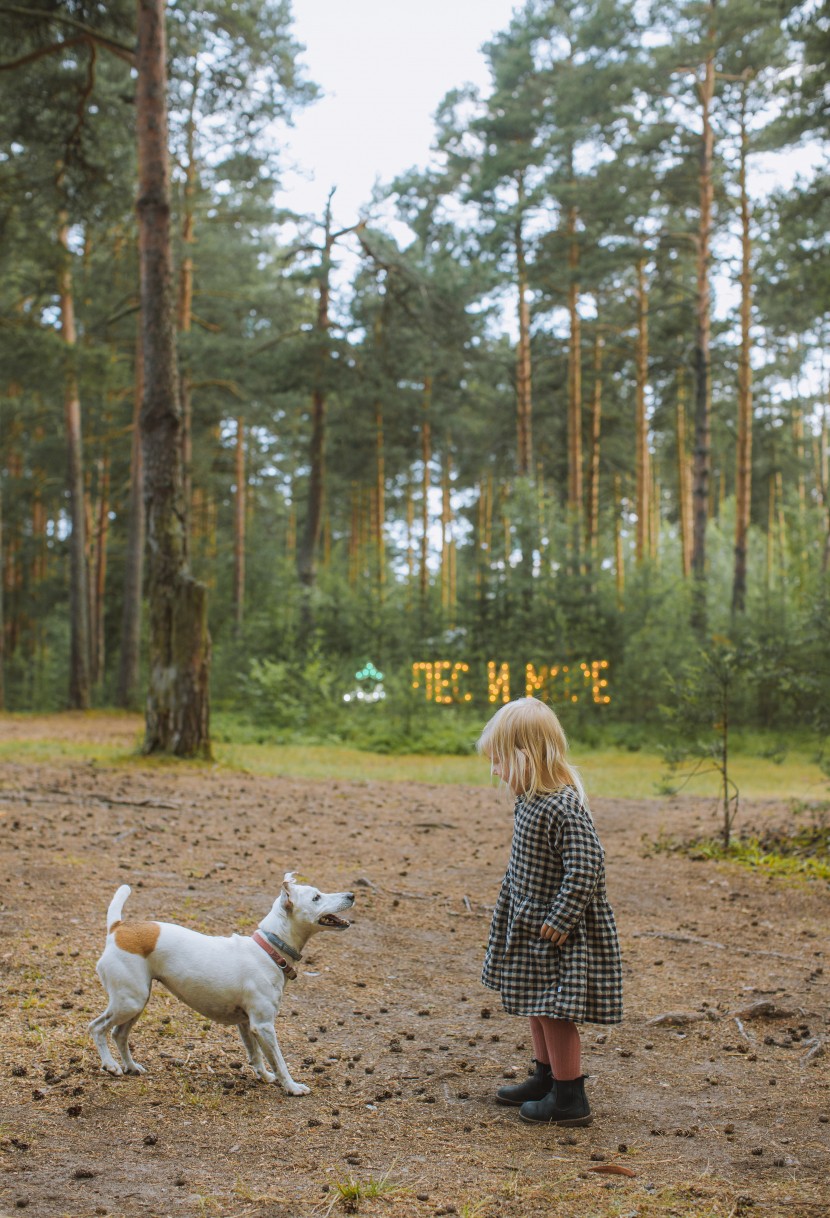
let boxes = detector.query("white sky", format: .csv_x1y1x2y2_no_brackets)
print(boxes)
280,0,520,225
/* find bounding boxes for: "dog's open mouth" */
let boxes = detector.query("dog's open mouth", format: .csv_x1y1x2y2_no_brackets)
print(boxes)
318,914,351,929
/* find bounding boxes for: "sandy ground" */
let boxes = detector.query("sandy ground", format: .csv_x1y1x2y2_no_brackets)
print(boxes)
0,727,828,1217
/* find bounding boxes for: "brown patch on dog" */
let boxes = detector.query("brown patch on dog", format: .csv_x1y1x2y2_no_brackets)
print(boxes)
114,922,161,957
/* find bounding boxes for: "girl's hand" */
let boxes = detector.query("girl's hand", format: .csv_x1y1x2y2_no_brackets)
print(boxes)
540,923,569,946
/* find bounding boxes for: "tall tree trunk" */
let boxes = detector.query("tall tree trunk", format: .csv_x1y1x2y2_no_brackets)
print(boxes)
820,403,830,574
793,407,806,519
177,83,197,538
614,473,625,609
515,172,533,477
651,472,661,564
420,377,432,605
92,449,110,687
117,320,145,708
375,403,386,602
766,473,775,592
441,451,453,617
297,193,334,597
676,372,693,578
137,0,210,757
0,476,4,711
587,331,603,566
635,258,651,564
233,416,245,633
58,204,91,709
566,206,583,565
732,84,754,615
691,1,717,631
405,476,414,605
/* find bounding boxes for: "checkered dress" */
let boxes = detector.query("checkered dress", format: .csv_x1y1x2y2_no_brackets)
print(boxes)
481,786,623,1023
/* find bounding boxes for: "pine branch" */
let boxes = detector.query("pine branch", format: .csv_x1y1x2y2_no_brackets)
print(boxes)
189,313,222,333
0,5,135,63
189,378,243,399
0,32,85,71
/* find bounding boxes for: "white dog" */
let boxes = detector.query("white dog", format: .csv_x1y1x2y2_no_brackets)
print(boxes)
89,873,354,1095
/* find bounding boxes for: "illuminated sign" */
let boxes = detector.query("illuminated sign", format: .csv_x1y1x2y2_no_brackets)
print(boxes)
410,661,610,705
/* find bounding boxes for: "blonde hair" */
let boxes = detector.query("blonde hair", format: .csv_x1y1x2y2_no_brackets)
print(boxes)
477,697,584,801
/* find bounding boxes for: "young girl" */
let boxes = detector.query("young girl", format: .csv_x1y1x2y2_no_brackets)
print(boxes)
478,697,622,1126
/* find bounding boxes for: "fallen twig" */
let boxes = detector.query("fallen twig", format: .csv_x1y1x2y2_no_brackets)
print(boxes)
801,1037,825,1064
634,931,811,964
647,1010,718,1026
634,930,725,949
733,1016,753,1044
729,999,793,1021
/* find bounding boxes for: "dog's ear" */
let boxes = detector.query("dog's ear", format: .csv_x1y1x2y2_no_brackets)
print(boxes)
281,875,294,911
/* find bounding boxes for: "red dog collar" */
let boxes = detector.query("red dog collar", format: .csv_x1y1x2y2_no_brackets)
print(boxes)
252,930,298,980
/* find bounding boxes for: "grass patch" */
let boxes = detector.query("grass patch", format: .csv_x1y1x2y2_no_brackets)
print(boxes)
654,804,830,881
215,739,828,801
329,1167,405,1212
0,711,828,802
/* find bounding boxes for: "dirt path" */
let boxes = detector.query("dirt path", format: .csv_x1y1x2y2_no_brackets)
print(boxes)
0,750,828,1217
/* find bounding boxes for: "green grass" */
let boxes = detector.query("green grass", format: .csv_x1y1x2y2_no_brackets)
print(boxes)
213,740,828,800
0,710,827,802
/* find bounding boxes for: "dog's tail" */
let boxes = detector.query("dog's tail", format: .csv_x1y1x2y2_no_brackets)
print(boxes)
106,884,131,934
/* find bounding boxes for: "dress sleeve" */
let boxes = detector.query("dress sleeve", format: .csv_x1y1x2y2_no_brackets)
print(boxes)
543,799,603,935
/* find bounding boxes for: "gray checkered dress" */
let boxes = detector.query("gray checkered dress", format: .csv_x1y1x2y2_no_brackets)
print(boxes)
481,786,623,1023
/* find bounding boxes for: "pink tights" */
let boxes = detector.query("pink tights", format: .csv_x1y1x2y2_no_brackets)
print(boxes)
529,1016,582,1080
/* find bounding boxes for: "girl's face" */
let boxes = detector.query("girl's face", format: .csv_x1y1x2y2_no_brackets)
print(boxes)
491,751,526,795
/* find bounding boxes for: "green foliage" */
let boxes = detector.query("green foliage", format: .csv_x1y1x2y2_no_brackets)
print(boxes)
1,0,829,748
654,802,830,882
658,635,758,844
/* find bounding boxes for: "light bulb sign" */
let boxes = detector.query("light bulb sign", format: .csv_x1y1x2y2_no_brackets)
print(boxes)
343,662,386,703
410,660,611,705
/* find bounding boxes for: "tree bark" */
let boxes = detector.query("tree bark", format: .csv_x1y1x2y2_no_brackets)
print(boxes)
587,331,603,566
614,473,625,609
676,372,693,578
136,0,210,757
92,449,110,687
117,321,145,708
566,206,583,564
691,1,716,631
420,376,432,605
297,193,334,598
732,81,753,615
177,85,197,540
58,205,91,709
515,172,533,477
820,403,830,574
233,416,245,633
635,257,650,564
0,476,4,711
375,403,386,600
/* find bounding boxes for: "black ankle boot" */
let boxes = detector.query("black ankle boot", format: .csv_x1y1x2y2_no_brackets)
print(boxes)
519,1074,592,1126
496,1060,553,1106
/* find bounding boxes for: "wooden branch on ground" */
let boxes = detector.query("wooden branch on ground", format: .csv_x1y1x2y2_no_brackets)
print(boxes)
633,930,813,964
633,930,725,949
0,790,181,811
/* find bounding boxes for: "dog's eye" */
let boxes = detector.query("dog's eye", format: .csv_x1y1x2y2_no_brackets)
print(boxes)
312,894,321,902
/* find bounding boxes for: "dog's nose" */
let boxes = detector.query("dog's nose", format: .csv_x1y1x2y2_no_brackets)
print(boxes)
346,893,355,903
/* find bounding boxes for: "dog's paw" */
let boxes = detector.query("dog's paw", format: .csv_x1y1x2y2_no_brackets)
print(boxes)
102,1063,123,1077
256,1069,277,1083
125,1064,146,1075
284,1080,310,1096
